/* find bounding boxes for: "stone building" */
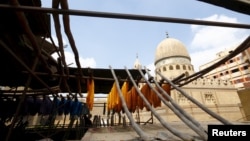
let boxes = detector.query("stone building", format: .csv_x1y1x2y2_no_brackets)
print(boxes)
200,45,250,89
199,41,250,121
138,36,244,122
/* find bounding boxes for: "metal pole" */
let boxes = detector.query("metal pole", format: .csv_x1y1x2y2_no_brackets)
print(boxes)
0,4,250,29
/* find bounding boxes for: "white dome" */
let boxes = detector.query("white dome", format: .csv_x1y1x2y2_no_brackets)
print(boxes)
154,38,190,65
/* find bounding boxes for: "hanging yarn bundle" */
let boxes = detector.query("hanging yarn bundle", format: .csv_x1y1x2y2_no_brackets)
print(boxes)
107,82,119,113
86,78,95,111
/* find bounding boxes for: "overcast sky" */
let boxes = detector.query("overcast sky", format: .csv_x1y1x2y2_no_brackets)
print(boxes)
42,0,250,75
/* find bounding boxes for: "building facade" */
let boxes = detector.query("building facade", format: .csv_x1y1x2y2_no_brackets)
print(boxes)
149,37,243,122
199,46,250,89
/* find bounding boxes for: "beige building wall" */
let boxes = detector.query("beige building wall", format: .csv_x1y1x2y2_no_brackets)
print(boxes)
158,85,242,122
200,46,250,89
113,79,243,125
237,88,250,121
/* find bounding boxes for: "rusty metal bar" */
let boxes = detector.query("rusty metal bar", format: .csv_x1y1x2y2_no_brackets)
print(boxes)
0,4,249,29
21,71,154,84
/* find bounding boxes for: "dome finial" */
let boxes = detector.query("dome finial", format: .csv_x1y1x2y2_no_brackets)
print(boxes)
166,32,169,38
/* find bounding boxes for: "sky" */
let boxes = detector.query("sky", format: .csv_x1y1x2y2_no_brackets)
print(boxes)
41,0,250,76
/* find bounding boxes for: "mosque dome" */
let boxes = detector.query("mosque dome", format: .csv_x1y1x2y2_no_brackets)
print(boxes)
154,38,191,65
154,37,194,80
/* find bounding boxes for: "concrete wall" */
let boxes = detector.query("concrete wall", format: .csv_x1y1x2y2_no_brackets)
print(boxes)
238,88,250,121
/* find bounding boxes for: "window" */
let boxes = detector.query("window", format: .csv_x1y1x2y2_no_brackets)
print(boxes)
163,66,166,71
243,66,248,70
169,65,173,70
176,65,180,70
183,65,186,70
225,71,229,75
231,68,239,73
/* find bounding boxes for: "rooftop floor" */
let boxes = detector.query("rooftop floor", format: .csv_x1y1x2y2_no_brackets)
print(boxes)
81,121,218,141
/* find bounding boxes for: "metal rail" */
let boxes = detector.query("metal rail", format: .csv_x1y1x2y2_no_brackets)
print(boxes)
0,4,250,29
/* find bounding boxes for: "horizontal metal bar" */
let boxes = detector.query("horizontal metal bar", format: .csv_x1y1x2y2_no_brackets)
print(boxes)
0,4,250,29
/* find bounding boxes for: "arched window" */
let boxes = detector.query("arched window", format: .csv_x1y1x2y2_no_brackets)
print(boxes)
176,65,180,70
188,66,191,70
163,66,166,71
183,65,186,70
169,65,173,70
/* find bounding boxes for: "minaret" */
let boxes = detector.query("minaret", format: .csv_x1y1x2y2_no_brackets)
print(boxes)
134,53,142,69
